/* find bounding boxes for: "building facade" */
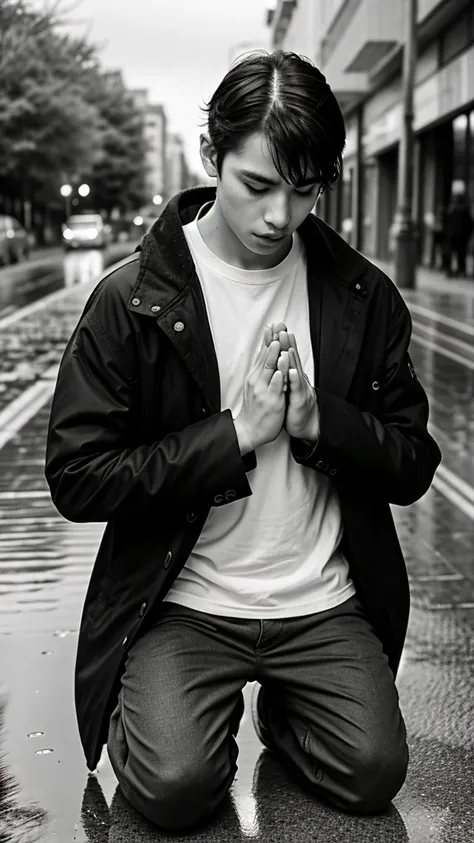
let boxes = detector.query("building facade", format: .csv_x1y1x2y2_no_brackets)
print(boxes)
267,0,474,268
130,90,168,204
166,133,190,199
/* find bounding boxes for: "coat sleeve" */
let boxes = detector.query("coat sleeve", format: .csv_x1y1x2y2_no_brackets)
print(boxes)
44,310,255,523
290,298,441,505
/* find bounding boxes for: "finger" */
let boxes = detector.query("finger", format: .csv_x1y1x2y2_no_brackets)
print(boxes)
268,368,284,393
288,344,306,383
288,348,306,389
262,340,280,384
278,330,291,352
263,325,272,347
271,321,287,341
277,350,289,391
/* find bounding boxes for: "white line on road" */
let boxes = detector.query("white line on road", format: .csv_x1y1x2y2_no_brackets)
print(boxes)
409,302,474,337
0,364,58,450
413,321,474,357
432,473,474,521
413,574,465,581
0,490,52,499
436,463,474,505
411,331,474,369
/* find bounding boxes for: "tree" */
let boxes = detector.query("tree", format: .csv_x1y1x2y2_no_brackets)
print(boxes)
0,0,102,207
82,70,149,216
0,0,148,222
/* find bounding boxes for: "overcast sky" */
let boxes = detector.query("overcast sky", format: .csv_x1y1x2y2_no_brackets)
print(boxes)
66,0,273,177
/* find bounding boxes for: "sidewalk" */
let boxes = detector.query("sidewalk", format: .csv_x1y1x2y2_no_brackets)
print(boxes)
0,245,473,842
0,243,137,416
373,258,474,298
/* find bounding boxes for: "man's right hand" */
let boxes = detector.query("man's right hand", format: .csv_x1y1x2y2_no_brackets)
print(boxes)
233,326,288,455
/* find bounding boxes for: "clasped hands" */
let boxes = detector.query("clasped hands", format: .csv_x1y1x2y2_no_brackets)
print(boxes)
265,321,320,442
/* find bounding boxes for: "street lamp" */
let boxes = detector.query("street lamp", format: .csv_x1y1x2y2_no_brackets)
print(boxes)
60,183,73,218
78,183,90,197
394,0,418,289
153,194,163,205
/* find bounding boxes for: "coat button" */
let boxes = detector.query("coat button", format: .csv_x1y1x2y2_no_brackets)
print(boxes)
131,297,141,306
372,381,380,391
186,512,197,522
163,550,172,568
173,321,185,332
329,468,337,476
225,489,236,501
139,601,147,618
213,494,224,505
150,305,161,313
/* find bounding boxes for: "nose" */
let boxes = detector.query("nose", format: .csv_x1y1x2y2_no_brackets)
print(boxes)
263,193,291,231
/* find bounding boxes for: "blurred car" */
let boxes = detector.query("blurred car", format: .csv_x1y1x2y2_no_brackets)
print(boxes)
0,215,31,265
62,214,111,250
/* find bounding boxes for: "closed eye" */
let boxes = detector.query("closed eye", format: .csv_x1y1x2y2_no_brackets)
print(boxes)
245,183,316,197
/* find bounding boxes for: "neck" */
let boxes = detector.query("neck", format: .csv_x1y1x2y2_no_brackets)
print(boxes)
197,201,291,270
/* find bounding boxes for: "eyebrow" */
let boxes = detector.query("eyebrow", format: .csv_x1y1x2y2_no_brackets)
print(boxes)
239,169,320,188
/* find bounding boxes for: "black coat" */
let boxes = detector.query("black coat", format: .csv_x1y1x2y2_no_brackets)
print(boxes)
44,187,441,771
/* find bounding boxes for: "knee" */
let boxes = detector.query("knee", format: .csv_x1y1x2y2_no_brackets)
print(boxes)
123,759,232,831
345,740,409,814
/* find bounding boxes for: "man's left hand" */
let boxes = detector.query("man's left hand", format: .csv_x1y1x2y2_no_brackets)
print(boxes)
266,323,320,442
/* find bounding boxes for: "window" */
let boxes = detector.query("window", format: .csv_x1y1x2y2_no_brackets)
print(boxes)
440,9,473,65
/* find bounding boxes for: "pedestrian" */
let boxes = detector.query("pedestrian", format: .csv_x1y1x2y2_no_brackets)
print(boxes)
45,50,441,832
444,190,473,277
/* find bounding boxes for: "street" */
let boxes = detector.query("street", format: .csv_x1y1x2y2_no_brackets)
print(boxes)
0,254,472,842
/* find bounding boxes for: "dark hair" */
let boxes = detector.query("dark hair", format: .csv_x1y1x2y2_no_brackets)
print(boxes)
201,50,346,193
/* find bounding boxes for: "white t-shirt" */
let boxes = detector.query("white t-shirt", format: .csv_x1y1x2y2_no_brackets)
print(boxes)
163,204,355,618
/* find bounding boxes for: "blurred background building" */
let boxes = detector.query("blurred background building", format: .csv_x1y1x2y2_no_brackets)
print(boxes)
267,0,474,272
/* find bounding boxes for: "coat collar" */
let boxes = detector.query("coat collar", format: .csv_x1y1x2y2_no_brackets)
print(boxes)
128,187,374,410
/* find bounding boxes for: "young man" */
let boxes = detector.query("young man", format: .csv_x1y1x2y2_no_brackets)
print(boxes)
45,51,441,831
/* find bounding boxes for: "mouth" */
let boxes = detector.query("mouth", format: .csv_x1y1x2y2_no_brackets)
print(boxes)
255,233,286,242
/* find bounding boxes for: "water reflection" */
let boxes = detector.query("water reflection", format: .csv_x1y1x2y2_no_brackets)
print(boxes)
0,699,48,843
77,752,410,843
63,249,105,287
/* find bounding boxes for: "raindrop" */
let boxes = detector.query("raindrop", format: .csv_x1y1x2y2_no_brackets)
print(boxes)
41,651,55,656
36,748,54,755
28,732,45,738
53,630,72,638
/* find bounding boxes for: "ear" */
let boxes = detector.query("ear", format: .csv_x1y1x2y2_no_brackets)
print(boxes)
199,133,218,179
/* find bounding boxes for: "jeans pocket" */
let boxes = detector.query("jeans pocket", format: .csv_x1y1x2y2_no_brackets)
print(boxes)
155,601,219,634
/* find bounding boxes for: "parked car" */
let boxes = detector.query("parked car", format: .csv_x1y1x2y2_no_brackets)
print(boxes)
0,215,31,266
62,214,111,250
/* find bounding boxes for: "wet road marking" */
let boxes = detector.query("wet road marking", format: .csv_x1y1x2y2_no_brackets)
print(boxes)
411,332,474,369
0,371,56,450
409,303,474,337
414,573,465,581
413,322,474,356
0,285,76,330
432,468,474,521
0,490,51,499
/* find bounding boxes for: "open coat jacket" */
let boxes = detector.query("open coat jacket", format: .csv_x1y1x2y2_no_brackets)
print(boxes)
45,187,441,771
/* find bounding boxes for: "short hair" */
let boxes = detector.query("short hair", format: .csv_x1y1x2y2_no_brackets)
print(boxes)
201,50,346,194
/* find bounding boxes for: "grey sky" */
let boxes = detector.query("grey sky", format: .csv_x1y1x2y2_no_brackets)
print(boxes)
67,0,272,177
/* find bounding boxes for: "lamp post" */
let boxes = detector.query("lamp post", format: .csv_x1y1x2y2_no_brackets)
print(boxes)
394,0,418,288
60,183,73,219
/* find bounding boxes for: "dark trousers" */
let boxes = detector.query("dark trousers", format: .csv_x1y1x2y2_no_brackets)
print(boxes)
107,595,408,831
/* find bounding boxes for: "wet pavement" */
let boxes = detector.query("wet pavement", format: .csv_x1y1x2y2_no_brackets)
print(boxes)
0,257,473,842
